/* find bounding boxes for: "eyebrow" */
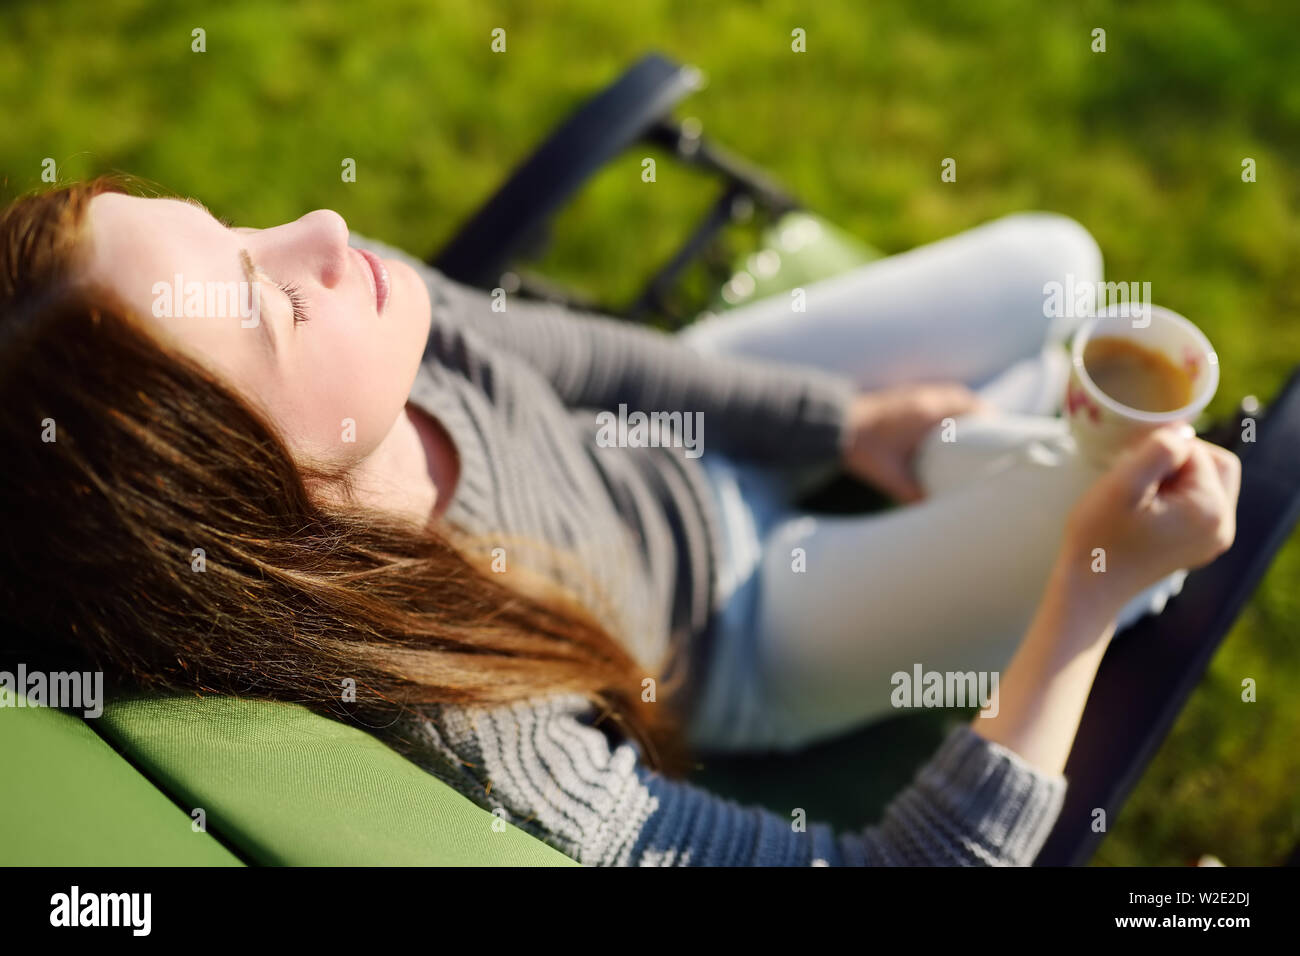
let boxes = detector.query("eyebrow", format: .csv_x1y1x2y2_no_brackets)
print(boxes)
238,248,278,354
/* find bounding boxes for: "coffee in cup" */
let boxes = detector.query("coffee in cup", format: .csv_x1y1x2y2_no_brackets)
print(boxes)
1081,336,1195,413
1066,305,1219,467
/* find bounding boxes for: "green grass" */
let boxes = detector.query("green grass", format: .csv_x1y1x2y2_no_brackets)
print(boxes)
3,0,1297,864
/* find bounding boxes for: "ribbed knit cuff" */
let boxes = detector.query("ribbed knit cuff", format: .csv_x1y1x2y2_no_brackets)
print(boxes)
785,369,858,467
915,723,1068,866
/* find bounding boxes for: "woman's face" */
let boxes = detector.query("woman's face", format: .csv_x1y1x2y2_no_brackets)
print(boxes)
82,193,432,471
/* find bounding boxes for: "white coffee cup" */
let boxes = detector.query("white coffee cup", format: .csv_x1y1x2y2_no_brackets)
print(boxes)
1066,304,1219,467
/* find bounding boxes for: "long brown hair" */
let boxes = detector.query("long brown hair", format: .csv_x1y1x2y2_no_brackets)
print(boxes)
0,177,690,776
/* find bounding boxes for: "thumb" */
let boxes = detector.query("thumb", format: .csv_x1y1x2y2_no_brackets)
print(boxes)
879,459,925,503
1111,425,1196,507
883,465,925,504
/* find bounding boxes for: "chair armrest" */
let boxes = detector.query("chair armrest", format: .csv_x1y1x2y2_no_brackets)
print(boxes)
430,52,702,289
1036,367,1300,865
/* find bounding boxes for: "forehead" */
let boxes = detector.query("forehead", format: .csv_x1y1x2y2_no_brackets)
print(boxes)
88,193,220,238
81,193,275,370
84,194,236,299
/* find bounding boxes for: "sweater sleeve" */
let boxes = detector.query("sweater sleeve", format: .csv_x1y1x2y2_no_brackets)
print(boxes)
390,696,1067,867
349,232,858,468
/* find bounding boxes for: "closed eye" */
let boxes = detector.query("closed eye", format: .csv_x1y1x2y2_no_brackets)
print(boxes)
239,248,309,327
277,281,310,325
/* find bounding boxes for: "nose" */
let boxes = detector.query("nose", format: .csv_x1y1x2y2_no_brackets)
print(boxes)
268,209,351,289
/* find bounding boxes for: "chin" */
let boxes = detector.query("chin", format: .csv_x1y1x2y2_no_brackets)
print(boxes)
389,260,432,331
395,280,432,381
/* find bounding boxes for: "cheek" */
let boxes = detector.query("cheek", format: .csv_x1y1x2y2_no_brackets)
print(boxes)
290,323,418,461
294,353,398,462
274,278,430,467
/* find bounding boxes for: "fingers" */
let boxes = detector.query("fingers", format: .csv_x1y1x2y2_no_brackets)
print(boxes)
880,462,925,504
1203,442,1242,505
1182,441,1237,553
953,386,992,416
1181,440,1228,504
1113,426,1196,506
931,391,990,426
1153,439,1237,560
1170,441,1238,512
915,382,986,416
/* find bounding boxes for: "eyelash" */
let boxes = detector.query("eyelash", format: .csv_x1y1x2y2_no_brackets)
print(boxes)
277,281,310,325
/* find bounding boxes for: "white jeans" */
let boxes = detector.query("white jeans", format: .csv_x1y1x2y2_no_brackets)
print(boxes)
678,212,1186,753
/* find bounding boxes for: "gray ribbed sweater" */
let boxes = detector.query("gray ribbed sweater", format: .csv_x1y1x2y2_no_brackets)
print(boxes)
348,232,1067,866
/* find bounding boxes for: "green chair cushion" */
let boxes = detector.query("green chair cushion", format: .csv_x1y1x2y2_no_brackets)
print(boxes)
706,209,884,314
97,695,579,866
0,687,242,865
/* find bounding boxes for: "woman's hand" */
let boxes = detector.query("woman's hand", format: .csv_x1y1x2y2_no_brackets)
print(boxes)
1058,424,1242,617
975,425,1241,776
842,383,989,503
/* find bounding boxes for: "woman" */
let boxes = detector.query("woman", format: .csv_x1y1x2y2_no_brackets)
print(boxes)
0,178,1239,866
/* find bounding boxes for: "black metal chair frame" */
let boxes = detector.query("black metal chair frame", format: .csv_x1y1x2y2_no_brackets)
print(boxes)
430,53,800,324
428,52,1300,866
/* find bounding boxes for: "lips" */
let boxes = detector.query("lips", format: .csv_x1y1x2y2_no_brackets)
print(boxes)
355,247,390,314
